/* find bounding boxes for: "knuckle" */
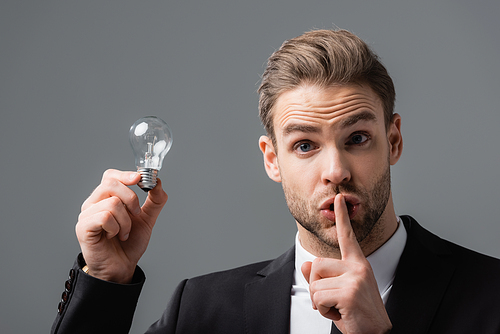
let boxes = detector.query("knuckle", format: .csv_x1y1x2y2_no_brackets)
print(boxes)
102,177,118,188
153,191,168,206
344,286,358,300
311,257,323,269
81,195,95,212
75,220,82,236
124,191,137,205
108,196,123,207
309,280,319,293
102,169,116,180
159,190,168,202
77,211,85,223
313,290,327,305
310,291,318,303
350,265,364,277
357,264,372,279
98,210,115,222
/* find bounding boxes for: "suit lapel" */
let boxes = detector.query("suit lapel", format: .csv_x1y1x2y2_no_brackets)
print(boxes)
244,247,295,334
242,216,457,334
386,216,457,334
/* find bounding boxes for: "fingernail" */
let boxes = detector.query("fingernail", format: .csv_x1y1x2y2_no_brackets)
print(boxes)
134,207,141,215
130,173,138,181
123,233,129,241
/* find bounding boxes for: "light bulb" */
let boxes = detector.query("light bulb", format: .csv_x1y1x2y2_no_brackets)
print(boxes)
129,116,173,191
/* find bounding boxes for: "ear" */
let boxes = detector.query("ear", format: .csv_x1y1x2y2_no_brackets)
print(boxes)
388,113,403,165
259,135,282,183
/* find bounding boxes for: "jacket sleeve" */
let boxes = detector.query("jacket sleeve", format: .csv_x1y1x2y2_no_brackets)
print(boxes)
51,254,145,334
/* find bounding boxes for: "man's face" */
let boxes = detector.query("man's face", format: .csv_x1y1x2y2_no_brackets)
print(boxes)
259,83,402,255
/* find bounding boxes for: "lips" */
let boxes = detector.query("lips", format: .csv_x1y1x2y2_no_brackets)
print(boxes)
320,195,360,222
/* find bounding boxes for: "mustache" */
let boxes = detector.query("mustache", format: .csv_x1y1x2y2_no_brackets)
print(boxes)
323,182,361,197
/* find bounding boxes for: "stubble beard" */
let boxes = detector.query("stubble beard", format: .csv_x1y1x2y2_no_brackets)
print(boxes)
283,163,392,253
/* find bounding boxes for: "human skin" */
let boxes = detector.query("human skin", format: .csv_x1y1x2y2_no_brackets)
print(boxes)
302,194,392,333
73,82,401,332
259,83,403,333
75,169,168,284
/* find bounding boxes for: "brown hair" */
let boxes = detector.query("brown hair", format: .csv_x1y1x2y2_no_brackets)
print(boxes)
258,29,395,143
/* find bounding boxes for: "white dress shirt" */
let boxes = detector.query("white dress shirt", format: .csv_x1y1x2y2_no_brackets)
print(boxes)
290,218,407,333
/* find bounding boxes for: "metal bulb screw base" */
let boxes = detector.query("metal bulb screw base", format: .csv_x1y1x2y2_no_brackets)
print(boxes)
137,168,158,192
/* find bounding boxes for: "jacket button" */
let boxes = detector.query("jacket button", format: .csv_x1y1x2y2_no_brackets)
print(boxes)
65,279,72,293
69,269,76,280
61,291,69,303
58,301,64,314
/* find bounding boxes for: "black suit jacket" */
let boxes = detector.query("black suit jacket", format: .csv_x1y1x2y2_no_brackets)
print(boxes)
52,216,500,333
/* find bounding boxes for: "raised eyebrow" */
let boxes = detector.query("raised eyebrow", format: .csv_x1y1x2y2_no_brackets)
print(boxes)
339,110,377,129
283,124,321,136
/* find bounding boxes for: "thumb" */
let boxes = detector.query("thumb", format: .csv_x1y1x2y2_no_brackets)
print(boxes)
141,178,168,222
301,261,313,284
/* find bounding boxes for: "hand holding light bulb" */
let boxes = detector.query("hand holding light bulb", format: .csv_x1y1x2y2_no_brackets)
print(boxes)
129,116,173,191
76,170,168,283
74,117,172,283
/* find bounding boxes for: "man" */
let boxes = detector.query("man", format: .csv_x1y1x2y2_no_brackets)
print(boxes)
51,29,500,334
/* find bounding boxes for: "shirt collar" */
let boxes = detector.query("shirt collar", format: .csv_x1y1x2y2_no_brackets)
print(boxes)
294,217,407,296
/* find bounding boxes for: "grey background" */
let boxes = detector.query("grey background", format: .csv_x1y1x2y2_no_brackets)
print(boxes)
1,0,499,332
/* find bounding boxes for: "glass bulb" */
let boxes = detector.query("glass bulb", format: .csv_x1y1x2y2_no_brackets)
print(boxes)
129,116,173,191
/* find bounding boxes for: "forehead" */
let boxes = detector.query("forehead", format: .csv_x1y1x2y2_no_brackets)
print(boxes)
272,83,383,133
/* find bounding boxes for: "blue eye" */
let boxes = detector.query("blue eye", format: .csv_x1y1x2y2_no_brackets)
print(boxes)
298,142,313,152
349,133,369,145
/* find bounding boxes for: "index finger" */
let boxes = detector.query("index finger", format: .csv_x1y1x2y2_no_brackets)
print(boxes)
335,193,365,261
82,169,142,214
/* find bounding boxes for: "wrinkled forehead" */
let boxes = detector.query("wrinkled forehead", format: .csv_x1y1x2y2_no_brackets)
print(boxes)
272,83,384,135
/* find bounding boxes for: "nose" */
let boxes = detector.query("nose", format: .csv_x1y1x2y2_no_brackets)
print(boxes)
320,149,351,186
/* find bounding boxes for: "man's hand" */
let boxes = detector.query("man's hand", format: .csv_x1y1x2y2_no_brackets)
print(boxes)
301,194,392,334
75,169,168,284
